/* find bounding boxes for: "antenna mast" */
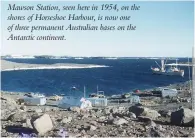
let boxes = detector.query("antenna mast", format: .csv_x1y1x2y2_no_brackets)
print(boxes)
192,47,194,110
97,85,99,94
176,59,178,68
84,86,86,98
188,57,191,94
155,61,161,69
161,59,165,71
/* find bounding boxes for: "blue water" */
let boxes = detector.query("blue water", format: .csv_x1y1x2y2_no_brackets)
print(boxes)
1,58,192,96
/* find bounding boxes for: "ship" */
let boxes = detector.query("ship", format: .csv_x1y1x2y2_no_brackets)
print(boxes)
151,59,184,77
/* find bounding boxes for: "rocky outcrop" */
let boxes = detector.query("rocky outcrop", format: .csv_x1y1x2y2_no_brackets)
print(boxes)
113,118,128,125
138,116,152,122
7,112,27,122
32,114,53,135
35,109,43,113
90,125,97,131
1,96,17,105
149,128,165,137
128,112,136,119
158,110,171,117
171,107,194,127
1,91,194,137
62,116,72,124
69,107,81,113
129,105,161,119
1,96,19,120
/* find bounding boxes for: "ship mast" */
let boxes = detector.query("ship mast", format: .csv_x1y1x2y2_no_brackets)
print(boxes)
84,86,86,98
97,85,99,95
161,59,165,71
192,46,194,110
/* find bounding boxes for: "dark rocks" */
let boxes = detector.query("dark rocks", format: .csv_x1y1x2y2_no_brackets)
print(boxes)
81,114,89,119
137,116,152,122
103,108,111,115
113,118,128,126
89,121,98,126
25,119,33,129
1,110,16,120
110,108,118,114
24,93,33,97
44,107,51,112
1,96,17,105
129,105,144,116
146,120,156,128
20,105,27,111
158,110,171,117
149,128,165,137
115,111,137,119
110,106,126,114
69,107,81,113
7,112,27,122
16,98,25,105
103,118,114,125
90,125,97,131
1,96,19,120
35,109,43,114
128,112,136,119
171,108,194,127
89,110,96,115
1,132,8,137
82,124,91,130
129,106,160,119
171,97,192,103
1,90,194,137
62,117,72,124
135,103,143,106
99,116,106,121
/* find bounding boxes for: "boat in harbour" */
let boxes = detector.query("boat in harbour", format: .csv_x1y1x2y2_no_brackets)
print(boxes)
151,59,184,77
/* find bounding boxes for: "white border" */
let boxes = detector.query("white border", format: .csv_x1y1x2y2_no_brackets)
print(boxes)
0,0,194,1
0,0,195,137
0,0,2,137
193,1,195,112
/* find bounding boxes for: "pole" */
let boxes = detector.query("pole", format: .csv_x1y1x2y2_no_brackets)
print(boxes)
84,86,86,98
97,85,99,94
188,57,191,89
161,59,164,71
192,46,195,110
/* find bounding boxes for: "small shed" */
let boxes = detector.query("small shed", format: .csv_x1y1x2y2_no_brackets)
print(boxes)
23,96,46,105
86,98,108,107
161,88,178,97
58,96,82,109
129,95,140,104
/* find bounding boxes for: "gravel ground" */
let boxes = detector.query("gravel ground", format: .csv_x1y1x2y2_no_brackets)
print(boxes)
1,87,194,137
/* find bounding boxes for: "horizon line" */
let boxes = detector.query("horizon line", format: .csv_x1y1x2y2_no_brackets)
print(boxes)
1,54,193,58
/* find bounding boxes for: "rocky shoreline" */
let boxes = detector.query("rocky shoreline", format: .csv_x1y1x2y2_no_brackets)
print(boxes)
1,82,194,137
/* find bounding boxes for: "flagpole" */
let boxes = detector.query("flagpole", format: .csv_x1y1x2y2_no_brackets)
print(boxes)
84,86,86,98
192,46,195,110
188,57,191,91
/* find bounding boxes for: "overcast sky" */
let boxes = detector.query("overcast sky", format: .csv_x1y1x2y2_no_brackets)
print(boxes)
1,1,194,57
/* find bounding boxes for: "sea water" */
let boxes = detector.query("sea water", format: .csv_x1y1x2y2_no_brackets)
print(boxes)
1,58,191,96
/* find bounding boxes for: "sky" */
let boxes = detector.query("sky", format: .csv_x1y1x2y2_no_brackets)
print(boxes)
1,1,194,57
